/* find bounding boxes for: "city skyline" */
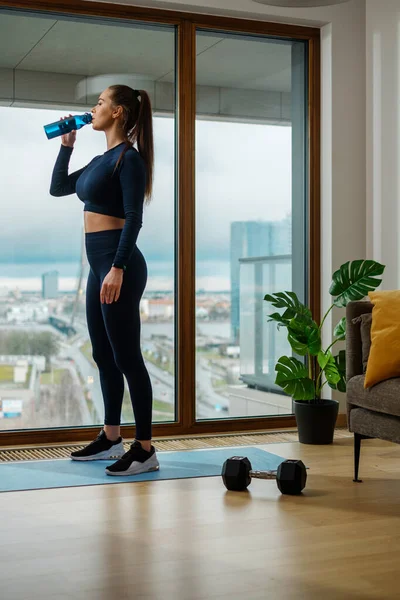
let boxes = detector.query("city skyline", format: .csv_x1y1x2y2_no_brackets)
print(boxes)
0,216,292,293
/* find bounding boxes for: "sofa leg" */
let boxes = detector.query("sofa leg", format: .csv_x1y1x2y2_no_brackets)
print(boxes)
353,433,363,483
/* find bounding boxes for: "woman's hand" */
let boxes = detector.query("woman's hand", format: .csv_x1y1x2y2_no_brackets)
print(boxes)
60,114,76,148
100,268,124,304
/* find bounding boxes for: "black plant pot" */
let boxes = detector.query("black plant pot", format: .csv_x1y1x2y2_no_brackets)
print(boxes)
294,399,339,444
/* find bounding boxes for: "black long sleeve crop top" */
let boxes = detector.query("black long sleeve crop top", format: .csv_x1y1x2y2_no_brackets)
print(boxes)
49,142,146,269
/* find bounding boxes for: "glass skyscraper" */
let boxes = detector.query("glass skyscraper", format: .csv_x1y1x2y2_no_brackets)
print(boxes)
230,217,291,344
42,270,59,299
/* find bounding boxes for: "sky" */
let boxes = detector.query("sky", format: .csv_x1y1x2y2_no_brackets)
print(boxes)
0,106,292,265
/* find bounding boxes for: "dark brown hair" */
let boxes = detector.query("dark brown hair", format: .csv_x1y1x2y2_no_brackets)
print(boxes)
109,84,154,203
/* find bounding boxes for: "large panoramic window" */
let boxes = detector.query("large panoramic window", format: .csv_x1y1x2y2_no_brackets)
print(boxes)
0,4,316,443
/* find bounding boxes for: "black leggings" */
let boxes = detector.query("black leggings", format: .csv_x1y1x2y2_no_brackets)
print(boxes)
85,229,152,440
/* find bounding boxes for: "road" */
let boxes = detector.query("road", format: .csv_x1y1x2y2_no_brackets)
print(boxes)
52,356,92,424
60,336,104,422
196,358,230,414
73,317,229,418
2,320,231,421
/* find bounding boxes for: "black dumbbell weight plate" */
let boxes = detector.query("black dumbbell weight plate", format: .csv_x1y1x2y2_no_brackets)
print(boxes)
221,456,252,491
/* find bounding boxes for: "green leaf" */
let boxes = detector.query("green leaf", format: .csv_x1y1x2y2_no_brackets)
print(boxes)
318,351,341,385
287,319,321,356
264,291,313,324
317,350,329,370
333,317,346,341
328,350,346,393
275,356,315,400
267,312,290,328
329,260,385,307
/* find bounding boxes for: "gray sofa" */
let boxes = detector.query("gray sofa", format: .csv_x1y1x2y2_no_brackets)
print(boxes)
346,300,400,481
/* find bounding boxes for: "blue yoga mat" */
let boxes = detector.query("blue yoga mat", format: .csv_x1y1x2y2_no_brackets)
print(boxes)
0,446,288,493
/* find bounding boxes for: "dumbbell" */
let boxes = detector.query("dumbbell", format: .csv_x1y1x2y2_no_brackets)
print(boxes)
221,456,307,495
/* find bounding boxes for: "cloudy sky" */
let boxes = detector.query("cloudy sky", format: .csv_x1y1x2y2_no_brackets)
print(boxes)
0,106,291,265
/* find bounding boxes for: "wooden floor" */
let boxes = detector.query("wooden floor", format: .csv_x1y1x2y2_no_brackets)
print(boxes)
1,436,400,600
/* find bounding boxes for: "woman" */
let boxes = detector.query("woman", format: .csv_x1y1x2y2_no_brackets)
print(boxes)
50,85,158,477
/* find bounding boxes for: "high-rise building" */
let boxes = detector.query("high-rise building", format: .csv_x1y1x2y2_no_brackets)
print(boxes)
230,217,291,343
42,271,59,299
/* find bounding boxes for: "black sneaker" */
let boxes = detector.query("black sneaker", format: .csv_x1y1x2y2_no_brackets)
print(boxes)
70,429,125,461
105,440,160,476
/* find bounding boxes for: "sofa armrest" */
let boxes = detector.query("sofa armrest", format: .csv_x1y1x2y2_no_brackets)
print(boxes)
346,300,372,382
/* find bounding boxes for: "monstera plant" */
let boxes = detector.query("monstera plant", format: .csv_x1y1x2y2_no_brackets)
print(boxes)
264,260,385,444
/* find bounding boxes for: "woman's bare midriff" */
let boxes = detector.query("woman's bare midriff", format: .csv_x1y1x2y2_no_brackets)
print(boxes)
84,211,125,233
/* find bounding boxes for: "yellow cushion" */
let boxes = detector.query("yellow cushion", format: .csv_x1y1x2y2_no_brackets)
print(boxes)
364,290,400,388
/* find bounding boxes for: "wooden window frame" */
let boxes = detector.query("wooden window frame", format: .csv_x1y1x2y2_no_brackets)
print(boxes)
0,0,320,446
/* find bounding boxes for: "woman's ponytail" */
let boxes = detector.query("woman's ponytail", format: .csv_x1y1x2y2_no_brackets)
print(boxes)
109,84,154,203
135,89,154,202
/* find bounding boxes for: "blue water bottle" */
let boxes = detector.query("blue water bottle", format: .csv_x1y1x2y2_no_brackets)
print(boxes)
44,113,92,140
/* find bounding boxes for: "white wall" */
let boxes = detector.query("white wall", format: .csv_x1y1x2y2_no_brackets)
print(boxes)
366,0,400,290
96,0,367,409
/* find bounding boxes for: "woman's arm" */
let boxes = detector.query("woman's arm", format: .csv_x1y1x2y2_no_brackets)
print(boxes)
49,145,89,197
112,150,146,270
